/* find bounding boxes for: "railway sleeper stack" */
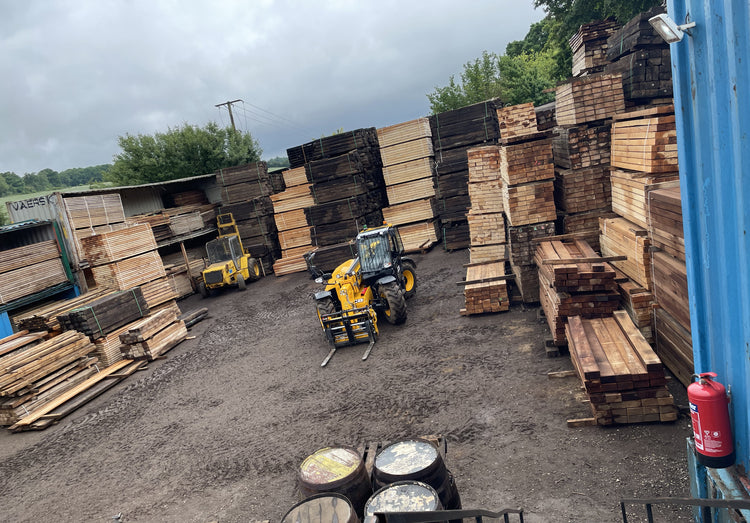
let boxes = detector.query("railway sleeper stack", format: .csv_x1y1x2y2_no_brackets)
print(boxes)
536,239,619,346
12,289,113,333
216,161,280,271
220,196,279,272
58,287,150,340
378,118,439,252
606,6,672,104
566,311,678,425
431,99,501,250
569,19,621,77
0,330,101,426
497,105,557,303
271,167,316,275
461,261,509,316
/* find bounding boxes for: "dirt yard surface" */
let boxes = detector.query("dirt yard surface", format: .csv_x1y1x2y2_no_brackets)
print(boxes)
0,248,694,522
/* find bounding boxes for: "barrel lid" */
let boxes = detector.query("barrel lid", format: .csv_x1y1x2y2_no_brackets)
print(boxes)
365,481,440,516
300,447,362,485
375,440,438,475
282,493,355,523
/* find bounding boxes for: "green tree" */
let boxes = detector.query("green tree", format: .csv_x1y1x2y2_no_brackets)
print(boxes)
427,51,503,113
107,122,261,185
1,172,25,194
266,156,290,169
22,171,51,192
498,51,558,106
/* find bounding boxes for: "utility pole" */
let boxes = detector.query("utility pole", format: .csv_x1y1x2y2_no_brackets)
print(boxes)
215,99,243,131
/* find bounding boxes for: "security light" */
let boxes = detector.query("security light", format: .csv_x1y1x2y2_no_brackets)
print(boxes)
649,13,696,43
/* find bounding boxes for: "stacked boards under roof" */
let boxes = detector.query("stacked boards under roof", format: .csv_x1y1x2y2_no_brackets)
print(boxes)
377,118,439,252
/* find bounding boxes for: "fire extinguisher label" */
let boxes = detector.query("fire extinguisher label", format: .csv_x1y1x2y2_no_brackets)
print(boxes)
690,402,704,451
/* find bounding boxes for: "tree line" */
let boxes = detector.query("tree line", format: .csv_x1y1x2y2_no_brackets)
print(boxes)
0,165,110,198
427,0,661,112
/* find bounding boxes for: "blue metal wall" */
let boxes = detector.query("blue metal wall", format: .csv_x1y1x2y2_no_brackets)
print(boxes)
668,0,750,473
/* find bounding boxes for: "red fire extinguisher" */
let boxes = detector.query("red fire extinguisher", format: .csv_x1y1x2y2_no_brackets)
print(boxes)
688,372,735,468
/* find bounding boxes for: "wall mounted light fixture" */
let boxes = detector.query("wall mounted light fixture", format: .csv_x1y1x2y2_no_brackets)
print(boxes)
649,13,696,43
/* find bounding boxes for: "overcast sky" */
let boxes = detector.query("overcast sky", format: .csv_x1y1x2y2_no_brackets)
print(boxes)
1,1,544,175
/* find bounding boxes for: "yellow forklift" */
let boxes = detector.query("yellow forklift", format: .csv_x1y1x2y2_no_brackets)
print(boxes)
198,213,262,297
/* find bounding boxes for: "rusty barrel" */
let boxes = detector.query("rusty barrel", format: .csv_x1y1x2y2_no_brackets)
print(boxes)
372,439,461,511
364,480,443,521
282,492,359,523
298,446,373,518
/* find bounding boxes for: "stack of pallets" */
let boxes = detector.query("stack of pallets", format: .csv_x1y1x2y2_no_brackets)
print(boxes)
566,311,678,425
378,118,439,251
535,239,620,346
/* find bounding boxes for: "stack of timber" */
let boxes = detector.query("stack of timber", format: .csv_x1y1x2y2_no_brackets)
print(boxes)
303,241,358,276
614,268,654,343
536,239,619,346
125,213,171,242
599,216,652,290
496,103,540,141
466,146,507,265
611,106,678,174
535,102,557,131
12,289,112,333
216,161,274,204
610,170,680,230
652,250,692,378
220,197,280,271
570,19,621,77
0,330,100,426
82,224,169,303
286,128,379,168
431,99,502,250
560,209,618,252
554,166,612,215
378,118,439,252
507,222,556,303
62,193,127,268
300,130,385,247
120,305,187,361
648,186,684,261
171,189,208,207
167,210,204,237
216,161,280,269
461,261,509,315
0,239,69,306
555,73,625,126
271,167,315,276
552,124,612,170
566,311,678,425
58,287,150,339
606,6,672,103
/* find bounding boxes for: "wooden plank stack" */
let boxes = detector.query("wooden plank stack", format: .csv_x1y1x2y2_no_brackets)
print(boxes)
377,118,439,252
507,222,556,303
80,223,157,267
611,108,678,174
62,193,127,268
555,73,625,127
566,311,678,425
552,124,611,170
606,7,672,103
610,170,679,229
560,209,618,252
271,166,316,275
125,213,171,242
431,99,502,250
570,19,621,77
12,289,112,333
0,240,69,306
599,216,652,290
614,268,655,343
536,239,619,345
120,304,187,361
216,161,274,204
58,288,150,339
304,241,358,275
461,261,509,315
554,165,612,215
0,330,100,426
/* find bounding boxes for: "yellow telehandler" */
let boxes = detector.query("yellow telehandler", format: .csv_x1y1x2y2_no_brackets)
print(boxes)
198,213,262,297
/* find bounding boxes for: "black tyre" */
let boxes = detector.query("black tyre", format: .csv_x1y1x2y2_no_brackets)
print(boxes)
401,260,417,299
247,258,262,281
380,282,407,325
198,281,209,298
236,273,246,291
315,297,337,322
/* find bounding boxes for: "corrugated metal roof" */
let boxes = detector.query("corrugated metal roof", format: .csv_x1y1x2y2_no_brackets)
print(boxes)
670,0,750,472
61,172,217,196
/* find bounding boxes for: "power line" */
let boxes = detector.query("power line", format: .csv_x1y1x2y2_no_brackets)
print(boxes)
215,99,243,131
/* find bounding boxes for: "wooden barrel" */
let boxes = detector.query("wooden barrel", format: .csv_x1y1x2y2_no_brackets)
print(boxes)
364,480,443,520
282,493,359,523
372,439,461,511
298,447,373,517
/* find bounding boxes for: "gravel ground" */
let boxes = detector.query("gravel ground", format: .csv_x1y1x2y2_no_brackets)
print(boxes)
0,247,693,522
